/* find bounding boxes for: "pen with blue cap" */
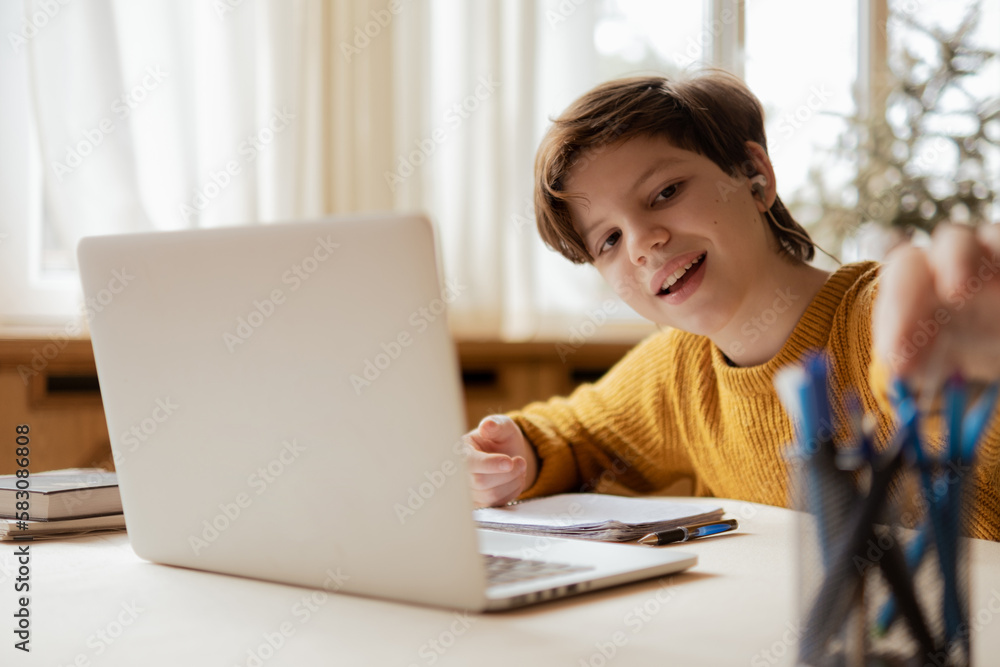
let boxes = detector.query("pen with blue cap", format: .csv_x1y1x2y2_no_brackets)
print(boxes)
637,519,738,546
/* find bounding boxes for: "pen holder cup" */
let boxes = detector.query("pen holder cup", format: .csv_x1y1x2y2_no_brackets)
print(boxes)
792,454,972,667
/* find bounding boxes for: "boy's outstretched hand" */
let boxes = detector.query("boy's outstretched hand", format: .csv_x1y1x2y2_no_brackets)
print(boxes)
874,222,1000,386
462,415,538,507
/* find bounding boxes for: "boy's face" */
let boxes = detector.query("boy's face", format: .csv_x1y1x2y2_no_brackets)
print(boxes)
563,135,779,337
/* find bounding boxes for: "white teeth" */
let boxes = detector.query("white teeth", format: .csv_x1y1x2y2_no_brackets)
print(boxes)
660,254,703,292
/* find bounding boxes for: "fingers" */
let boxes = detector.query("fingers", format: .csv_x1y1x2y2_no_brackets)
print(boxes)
875,243,937,378
976,220,1000,253
464,444,515,474
927,223,982,304
476,414,520,451
953,224,1000,380
469,455,526,492
466,449,527,506
463,415,530,506
472,472,527,508
874,223,1000,385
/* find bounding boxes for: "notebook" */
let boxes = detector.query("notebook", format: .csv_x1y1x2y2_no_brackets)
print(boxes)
77,213,697,612
475,493,724,541
0,469,120,520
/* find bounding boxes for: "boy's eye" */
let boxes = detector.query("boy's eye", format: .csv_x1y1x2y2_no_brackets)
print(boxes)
653,183,679,204
598,230,621,255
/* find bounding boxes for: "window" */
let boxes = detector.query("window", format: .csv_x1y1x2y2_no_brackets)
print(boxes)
3,0,997,340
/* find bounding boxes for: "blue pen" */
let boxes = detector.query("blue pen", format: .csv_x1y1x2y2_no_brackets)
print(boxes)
941,375,968,648
946,375,966,463
942,380,1000,657
834,392,869,472
900,376,982,651
799,354,848,571
637,519,739,546
944,375,966,549
897,381,961,647
960,382,1000,463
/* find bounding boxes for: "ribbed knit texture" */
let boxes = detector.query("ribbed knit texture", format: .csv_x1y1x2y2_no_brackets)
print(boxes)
509,262,1000,541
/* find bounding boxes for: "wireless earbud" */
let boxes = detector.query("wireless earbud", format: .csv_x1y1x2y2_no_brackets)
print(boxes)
747,173,842,265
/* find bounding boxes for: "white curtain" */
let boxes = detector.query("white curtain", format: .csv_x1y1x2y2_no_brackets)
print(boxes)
28,0,325,243
394,0,644,340
2,0,399,329
2,0,652,341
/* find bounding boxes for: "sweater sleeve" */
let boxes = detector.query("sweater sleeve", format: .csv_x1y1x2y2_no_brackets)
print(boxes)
506,331,698,500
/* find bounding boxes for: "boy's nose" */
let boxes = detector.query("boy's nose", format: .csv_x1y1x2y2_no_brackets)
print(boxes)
626,223,669,266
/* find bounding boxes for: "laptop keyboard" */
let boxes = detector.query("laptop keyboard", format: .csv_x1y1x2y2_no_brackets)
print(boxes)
483,554,594,586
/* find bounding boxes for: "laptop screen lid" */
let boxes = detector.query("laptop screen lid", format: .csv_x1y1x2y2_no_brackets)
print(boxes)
78,214,491,609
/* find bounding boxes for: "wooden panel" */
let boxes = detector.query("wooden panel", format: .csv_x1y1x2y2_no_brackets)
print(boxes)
0,338,113,475
456,341,634,430
0,337,636,474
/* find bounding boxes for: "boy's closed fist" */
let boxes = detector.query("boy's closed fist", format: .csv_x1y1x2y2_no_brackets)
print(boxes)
462,415,538,507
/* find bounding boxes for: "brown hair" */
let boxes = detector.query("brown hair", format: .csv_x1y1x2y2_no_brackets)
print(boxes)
533,70,815,264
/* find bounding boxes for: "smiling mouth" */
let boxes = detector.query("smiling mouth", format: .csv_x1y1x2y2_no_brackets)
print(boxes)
657,253,706,295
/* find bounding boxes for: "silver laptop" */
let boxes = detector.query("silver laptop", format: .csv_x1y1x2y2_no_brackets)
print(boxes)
77,213,696,611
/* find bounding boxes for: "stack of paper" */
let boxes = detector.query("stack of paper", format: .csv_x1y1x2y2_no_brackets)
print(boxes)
0,514,125,541
474,493,725,542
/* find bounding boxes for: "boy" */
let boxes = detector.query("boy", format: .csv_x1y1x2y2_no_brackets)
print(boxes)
463,71,1000,541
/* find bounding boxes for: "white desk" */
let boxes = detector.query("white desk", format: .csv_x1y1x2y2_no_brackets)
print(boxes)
2,500,999,666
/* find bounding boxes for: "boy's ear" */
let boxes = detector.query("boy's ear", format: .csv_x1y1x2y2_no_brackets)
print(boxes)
744,141,777,211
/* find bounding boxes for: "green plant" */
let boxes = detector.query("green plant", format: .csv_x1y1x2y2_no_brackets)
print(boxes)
798,2,999,254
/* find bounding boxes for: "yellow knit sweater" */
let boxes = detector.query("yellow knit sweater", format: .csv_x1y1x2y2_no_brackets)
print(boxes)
509,261,1000,541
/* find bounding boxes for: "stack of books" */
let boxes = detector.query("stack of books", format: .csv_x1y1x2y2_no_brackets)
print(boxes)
0,468,125,540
